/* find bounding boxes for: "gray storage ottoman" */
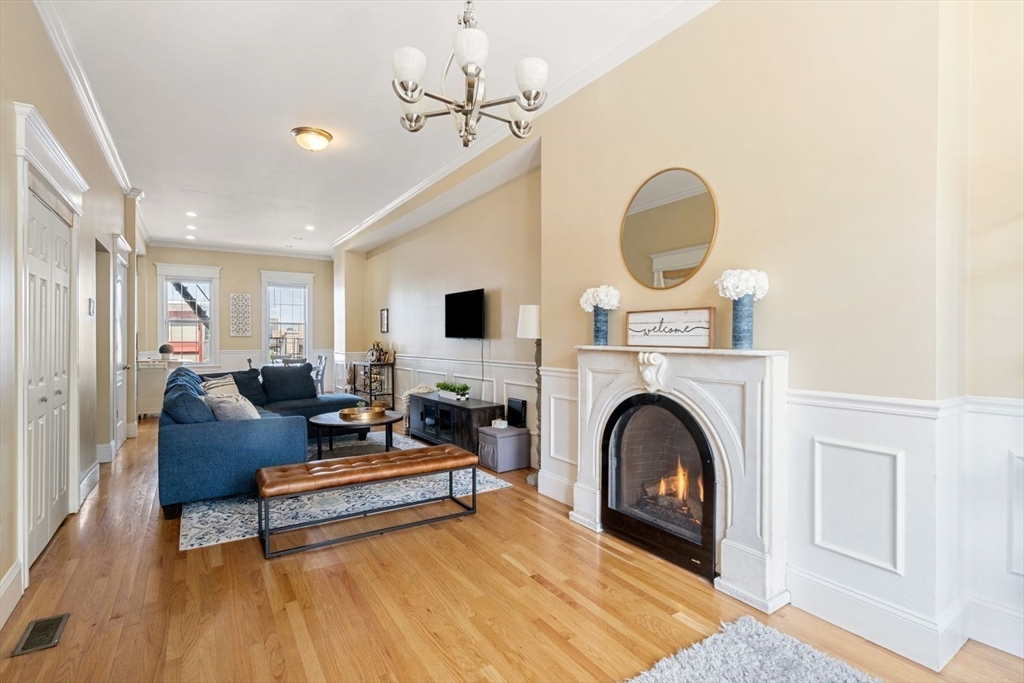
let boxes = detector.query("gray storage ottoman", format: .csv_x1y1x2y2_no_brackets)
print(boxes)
477,426,530,473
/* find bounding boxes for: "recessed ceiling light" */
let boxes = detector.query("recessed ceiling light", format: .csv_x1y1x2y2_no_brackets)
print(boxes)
186,225,197,230
286,245,293,248
185,235,196,240
294,237,303,241
291,127,333,152
305,225,315,231
185,211,197,217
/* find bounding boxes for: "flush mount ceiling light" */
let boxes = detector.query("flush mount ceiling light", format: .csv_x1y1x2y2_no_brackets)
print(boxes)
391,0,548,148
291,127,333,152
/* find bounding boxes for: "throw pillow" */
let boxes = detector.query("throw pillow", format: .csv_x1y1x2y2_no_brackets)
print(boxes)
260,363,317,404
205,393,261,421
230,369,268,407
163,389,216,424
202,375,239,395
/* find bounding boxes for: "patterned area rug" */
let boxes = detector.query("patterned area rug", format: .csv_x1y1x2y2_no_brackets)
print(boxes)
628,616,879,683
179,433,510,551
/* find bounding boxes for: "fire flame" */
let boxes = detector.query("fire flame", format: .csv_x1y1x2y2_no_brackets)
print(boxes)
658,478,666,496
699,472,704,502
676,458,687,502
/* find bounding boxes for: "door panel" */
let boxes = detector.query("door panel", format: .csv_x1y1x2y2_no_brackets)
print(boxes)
25,194,71,565
114,257,127,450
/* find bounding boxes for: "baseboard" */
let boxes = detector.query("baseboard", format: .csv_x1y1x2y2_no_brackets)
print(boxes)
714,577,791,614
0,561,23,630
96,440,115,463
787,565,968,671
538,469,574,505
125,422,137,438
969,594,1024,658
79,460,100,504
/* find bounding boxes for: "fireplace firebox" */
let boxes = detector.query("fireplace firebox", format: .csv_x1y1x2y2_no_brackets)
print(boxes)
601,393,716,579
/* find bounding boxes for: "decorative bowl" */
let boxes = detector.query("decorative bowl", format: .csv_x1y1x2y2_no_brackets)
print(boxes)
339,406,386,421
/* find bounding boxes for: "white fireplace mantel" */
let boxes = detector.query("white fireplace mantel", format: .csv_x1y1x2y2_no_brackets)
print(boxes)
572,345,790,613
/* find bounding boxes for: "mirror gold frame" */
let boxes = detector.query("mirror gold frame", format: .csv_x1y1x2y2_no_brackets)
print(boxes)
620,167,719,290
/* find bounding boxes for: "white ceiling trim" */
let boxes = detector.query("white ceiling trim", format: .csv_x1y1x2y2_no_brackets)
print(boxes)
342,139,541,253
627,185,708,215
332,0,718,250
34,0,155,248
147,239,333,262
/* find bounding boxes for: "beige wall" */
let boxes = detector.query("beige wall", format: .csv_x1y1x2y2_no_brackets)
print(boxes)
0,1,127,578
968,0,1024,399
144,246,334,357
622,192,715,287
357,169,542,363
95,248,112,445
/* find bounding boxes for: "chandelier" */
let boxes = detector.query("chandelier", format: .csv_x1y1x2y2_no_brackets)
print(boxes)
391,1,549,148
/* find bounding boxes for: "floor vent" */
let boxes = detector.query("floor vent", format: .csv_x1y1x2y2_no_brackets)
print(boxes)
11,613,69,657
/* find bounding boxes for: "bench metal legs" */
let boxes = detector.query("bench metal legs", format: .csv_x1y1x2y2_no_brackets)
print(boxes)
259,466,478,559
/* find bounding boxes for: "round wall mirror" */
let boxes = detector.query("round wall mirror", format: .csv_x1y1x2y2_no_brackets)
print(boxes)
620,169,717,289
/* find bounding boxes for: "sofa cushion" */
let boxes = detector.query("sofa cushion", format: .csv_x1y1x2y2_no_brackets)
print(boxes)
164,377,204,397
264,393,366,419
164,389,216,424
206,393,260,420
200,369,268,407
260,363,317,404
169,366,201,382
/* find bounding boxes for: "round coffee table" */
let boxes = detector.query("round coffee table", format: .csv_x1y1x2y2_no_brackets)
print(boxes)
308,410,404,459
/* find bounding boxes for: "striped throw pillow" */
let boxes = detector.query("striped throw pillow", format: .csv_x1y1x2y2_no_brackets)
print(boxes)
201,375,239,396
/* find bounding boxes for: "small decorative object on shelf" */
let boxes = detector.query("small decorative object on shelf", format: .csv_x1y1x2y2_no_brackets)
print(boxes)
158,343,174,360
352,359,395,409
580,285,621,346
436,381,471,401
714,269,769,350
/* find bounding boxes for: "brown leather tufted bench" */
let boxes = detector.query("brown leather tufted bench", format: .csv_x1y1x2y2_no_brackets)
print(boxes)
256,445,479,558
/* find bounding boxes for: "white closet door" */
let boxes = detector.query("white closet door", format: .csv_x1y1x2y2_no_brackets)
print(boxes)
114,256,127,451
25,193,71,565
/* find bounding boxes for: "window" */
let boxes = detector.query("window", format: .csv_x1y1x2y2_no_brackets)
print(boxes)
261,270,314,364
156,264,221,365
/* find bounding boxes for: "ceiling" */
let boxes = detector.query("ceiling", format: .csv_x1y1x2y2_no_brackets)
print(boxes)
54,0,712,257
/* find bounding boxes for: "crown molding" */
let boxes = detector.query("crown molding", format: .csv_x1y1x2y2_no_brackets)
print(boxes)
332,0,719,249
14,102,89,215
627,184,708,215
147,239,333,262
33,0,136,198
126,187,144,200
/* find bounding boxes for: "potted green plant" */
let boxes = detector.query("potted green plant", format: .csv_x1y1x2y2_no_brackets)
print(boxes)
436,381,471,401
158,343,174,360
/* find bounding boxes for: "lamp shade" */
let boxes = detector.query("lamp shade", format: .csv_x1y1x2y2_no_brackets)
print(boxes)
453,28,489,70
516,57,548,93
517,304,541,339
508,102,536,124
392,47,426,84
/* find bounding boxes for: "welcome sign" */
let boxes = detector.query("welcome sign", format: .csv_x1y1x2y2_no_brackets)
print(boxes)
625,307,715,348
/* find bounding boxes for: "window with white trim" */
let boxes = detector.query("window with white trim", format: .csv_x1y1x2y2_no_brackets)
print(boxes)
156,263,221,365
261,270,314,364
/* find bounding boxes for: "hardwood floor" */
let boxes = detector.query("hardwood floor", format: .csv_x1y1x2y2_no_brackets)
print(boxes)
1,419,1021,683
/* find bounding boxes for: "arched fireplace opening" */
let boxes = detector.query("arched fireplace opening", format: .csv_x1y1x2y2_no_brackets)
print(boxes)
601,393,716,580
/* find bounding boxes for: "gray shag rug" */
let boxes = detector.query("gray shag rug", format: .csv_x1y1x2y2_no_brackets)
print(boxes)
628,616,879,683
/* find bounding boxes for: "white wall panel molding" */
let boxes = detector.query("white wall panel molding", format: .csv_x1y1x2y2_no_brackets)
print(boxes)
812,437,906,575
0,561,24,630
788,389,967,419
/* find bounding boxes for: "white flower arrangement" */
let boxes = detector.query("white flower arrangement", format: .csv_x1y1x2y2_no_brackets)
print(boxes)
714,269,770,301
579,285,621,313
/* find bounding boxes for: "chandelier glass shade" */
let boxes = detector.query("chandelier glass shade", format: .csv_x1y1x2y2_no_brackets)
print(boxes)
391,0,548,147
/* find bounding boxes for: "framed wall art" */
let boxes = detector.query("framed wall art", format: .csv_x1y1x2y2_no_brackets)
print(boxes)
229,293,252,337
625,307,715,348
380,308,389,334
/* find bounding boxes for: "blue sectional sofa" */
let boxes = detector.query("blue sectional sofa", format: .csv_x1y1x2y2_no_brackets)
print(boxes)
157,364,366,518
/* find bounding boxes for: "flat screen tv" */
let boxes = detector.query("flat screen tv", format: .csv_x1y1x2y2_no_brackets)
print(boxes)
445,288,485,339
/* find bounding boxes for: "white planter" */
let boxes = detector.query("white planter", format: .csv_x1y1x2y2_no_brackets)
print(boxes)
438,390,469,401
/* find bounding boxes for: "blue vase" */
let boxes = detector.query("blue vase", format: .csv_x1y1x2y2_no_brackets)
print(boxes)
593,307,609,346
732,294,754,349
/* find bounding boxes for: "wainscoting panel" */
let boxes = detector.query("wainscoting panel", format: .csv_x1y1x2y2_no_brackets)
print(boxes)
343,353,540,462
812,437,905,575
539,367,579,505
